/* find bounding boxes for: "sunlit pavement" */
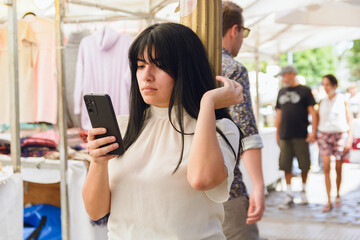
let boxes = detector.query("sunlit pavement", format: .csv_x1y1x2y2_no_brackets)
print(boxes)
258,163,360,240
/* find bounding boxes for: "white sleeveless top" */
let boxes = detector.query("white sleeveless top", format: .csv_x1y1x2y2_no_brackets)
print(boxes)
318,93,349,133
107,105,239,240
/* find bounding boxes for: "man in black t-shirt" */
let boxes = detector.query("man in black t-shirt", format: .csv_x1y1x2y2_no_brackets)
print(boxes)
275,65,318,209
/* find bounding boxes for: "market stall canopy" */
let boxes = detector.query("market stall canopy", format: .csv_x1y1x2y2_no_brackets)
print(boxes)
1,0,360,55
276,0,360,27
236,0,360,59
0,0,178,16
0,0,179,31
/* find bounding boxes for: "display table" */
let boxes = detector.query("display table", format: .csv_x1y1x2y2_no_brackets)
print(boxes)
0,128,282,239
0,156,107,240
0,166,23,240
239,127,282,194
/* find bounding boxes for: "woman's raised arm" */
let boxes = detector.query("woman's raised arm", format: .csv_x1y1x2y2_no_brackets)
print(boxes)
187,76,243,191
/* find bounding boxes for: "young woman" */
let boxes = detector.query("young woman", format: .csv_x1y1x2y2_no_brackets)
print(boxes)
82,23,243,239
316,74,353,212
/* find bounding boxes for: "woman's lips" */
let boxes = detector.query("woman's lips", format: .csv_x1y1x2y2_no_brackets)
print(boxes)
142,86,157,93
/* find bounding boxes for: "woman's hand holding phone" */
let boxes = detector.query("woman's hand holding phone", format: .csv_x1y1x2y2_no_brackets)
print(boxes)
87,127,119,164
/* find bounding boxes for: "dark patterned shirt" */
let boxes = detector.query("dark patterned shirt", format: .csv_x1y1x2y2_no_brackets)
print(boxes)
222,48,262,198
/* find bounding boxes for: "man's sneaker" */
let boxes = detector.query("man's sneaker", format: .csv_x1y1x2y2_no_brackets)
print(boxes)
278,194,294,210
300,190,309,205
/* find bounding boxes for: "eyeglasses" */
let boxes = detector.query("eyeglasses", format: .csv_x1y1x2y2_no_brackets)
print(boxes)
238,26,251,38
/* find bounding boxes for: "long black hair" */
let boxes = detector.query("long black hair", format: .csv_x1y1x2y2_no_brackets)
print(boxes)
123,23,242,172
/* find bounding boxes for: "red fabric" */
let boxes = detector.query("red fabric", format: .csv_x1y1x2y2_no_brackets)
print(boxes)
21,138,57,148
353,138,360,150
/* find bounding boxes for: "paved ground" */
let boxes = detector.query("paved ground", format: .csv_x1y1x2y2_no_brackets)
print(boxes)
258,163,360,240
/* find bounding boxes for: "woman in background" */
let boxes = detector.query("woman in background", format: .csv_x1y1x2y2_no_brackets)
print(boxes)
316,74,353,212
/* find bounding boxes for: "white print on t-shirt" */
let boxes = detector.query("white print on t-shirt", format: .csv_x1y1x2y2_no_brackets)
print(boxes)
279,91,301,105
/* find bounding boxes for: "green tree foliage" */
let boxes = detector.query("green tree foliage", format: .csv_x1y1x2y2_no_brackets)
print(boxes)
347,39,360,81
243,61,268,73
280,46,337,87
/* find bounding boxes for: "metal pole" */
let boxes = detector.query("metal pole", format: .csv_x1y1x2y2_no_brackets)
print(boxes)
287,52,293,65
180,0,222,78
254,47,261,127
254,25,261,128
5,0,21,173
150,0,177,14
64,15,142,23
146,0,154,26
63,14,171,24
55,0,69,239
67,0,146,18
5,1,23,239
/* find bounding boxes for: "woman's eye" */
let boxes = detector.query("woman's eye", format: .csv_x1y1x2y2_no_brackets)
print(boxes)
137,65,145,69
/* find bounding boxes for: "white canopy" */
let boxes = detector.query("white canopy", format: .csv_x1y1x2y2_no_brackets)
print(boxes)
0,1,179,24
1,0,359,54
236,0,360,59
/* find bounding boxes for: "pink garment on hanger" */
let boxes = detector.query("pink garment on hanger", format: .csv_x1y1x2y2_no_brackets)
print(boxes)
74,26,133,130
0,20,38,124
29,17,57,124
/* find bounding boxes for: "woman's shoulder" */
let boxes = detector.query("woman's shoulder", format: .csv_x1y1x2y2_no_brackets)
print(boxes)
215,118,240,153
216,118,238,134
116,114,129,135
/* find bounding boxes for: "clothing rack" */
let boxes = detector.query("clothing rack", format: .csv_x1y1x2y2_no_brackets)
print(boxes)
63,14,170,24
66,0,178,17
5,1,221,239
0,155,61,170
4,1,176,239
66,0,148,18
54,1,70,237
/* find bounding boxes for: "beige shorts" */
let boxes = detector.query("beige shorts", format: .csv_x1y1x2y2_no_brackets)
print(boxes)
279,138,310,172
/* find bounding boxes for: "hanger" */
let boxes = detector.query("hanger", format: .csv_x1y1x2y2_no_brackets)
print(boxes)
22,12,36,19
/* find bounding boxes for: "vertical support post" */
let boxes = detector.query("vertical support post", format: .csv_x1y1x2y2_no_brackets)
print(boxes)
146,0,154,26
5,1,23,239
276,54,282,90
254,25,261,128
287,52,293,65
5,0,21,173
180,0,222,78
254,47,261,128
55,0,69,239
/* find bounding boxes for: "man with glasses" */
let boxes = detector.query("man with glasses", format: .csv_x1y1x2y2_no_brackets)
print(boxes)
222,2,265,240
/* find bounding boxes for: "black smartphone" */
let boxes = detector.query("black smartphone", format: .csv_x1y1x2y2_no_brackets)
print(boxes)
84,94,125,155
